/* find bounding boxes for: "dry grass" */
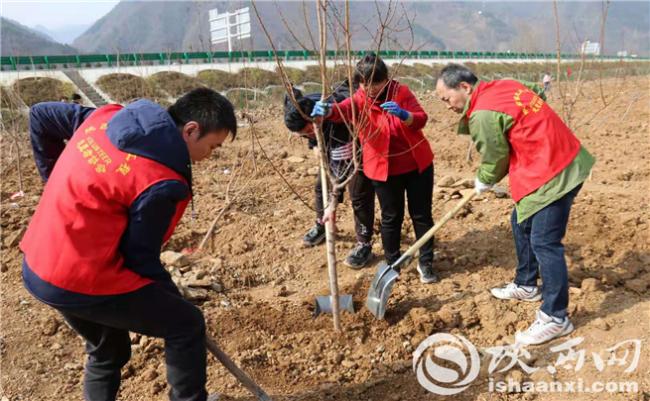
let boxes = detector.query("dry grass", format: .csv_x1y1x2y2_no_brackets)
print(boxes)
11,77,75,106
148,71,204,97
96,73,167,104
278,67,305,85
196,69,238,91
225,88,267,109
236,67,281,88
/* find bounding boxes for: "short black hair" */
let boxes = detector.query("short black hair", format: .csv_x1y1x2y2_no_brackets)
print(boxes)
71,93,82,100
168,87,237,139
354,52,388,84
439,63,478,89
283,87,314,132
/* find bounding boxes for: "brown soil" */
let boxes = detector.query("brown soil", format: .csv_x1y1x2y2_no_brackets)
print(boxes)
1,77,649,401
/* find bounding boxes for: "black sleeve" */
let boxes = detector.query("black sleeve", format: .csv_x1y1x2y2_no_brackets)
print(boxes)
29,102,95,181
120,180,190,280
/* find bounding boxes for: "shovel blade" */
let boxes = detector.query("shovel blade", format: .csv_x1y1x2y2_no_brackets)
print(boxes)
366,262,400,319
314,294,354,316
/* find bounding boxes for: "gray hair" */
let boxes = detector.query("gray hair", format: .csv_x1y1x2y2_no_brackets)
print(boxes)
438,63,478,89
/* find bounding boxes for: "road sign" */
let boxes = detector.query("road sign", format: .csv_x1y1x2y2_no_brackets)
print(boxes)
210,7,251,52
581,41,600,56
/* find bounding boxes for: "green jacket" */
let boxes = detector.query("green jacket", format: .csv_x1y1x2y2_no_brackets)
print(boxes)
458,80,595,223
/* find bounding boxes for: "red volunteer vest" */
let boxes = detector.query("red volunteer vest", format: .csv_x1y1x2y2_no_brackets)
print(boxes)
20,104,190,295
467,80,581,201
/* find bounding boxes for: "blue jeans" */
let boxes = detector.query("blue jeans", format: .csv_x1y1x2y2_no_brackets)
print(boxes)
511,184,582,319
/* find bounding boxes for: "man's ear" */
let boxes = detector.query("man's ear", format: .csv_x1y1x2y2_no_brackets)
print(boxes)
460,81,474,94
181,121,200,142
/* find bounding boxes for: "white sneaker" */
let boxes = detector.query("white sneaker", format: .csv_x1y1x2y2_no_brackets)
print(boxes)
515,310,574,345
416,264,438,284
491,282,542,301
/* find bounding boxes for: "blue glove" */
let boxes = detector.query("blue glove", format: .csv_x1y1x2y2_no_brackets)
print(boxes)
380,101,409,121
310,101,332,118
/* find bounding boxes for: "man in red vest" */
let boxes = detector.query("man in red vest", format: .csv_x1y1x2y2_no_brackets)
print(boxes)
436,64,595,345
21,88,237,401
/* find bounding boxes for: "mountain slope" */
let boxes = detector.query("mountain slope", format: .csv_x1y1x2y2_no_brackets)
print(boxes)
66,1,648,56
1,17,77,56
32,23,92,45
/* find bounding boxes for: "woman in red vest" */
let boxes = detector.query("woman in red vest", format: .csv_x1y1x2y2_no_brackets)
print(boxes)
436,64,595,345
21,88,237,401
311,53,437,284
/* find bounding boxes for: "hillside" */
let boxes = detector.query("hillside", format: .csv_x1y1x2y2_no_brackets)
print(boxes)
71,1,649,56
1,17,77,56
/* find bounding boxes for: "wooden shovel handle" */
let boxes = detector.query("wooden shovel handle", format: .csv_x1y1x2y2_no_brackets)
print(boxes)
206,335,273,401
401,191,477,261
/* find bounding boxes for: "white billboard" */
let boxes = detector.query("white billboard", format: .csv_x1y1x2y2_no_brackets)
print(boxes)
210,7,251,52
581,41,601,56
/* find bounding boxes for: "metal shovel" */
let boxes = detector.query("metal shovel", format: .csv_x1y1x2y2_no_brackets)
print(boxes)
366,191,477,319
314,294,354,316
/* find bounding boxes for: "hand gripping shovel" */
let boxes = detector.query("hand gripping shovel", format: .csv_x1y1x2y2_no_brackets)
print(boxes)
366,192,476,319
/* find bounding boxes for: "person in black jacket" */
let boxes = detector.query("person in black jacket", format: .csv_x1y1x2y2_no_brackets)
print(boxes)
284,81,376,269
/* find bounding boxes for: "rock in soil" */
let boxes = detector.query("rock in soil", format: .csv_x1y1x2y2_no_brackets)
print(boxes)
160,251,189,268
4,226,26,248
438,175,456,187
624,278,648,293
286,156,305,163
41,317,60,336
580,277,601,292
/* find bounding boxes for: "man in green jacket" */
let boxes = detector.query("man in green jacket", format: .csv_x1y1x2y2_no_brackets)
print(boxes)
436,63,595,345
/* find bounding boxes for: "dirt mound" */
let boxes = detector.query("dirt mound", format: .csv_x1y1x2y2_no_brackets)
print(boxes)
278,66,305,85
224,88,267,109
264,85,289,103
11,77,75,106
197,69,238,91
236,67,281,88
147,71,204,97
302,64,352,86
390,62,434,78
198,68,283,92
96,73,167,104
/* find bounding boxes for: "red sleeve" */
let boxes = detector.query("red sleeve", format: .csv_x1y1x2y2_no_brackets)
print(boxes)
399,86,428,131
328,96,355,123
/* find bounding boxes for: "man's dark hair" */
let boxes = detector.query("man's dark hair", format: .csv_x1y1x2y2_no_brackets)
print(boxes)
354,52,388,84
71,93,82,101
439,63,478,89
283,87,314,132
168,87,237,139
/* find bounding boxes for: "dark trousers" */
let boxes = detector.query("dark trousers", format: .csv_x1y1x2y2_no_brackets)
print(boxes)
512,184,582,319
372,164,434,266
315,169,375,244
55,281,207,401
